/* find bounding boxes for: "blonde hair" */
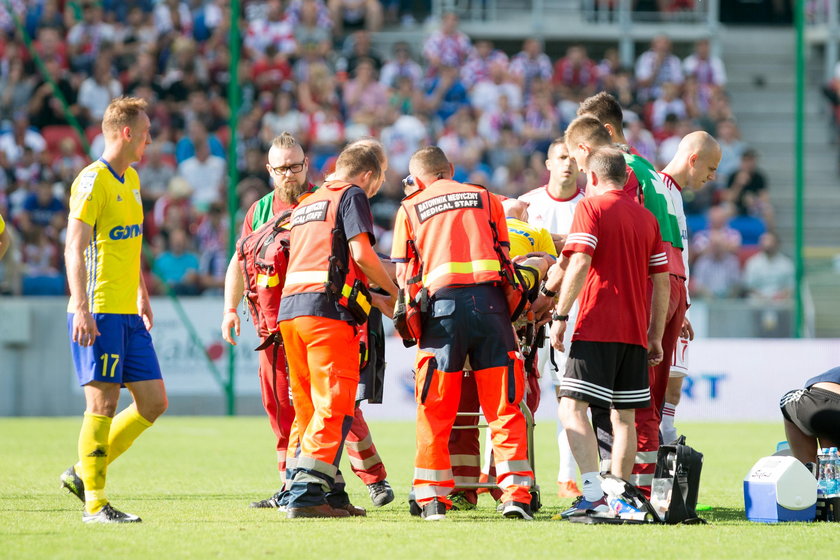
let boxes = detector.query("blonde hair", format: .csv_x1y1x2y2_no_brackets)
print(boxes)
335,142,381,180
347,137,386,167
102,96,148,134
271,132,300,150
564,114,611,150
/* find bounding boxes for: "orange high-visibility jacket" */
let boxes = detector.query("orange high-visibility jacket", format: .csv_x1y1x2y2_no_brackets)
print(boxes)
282,180,368,301
394,180,510,296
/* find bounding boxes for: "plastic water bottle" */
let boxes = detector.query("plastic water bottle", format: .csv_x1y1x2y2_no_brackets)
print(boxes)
829,448,840,497
817,448,830,497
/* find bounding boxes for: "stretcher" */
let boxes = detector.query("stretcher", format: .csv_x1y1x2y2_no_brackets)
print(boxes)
451,399,542,512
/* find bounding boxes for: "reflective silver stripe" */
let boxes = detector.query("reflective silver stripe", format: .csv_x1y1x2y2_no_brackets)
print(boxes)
334,471,345,484
635,451,658,463
295,456,338,478
629,473,654,487
292,471,331,490
348,453,381,470
499,475,533,489
414,485,452,500
453,475,480,485
284,270,329,285
344,434,373,452
276,450,287,461
423,259,501,287
450,454,481,467
414,467,453,482
600,458,612,472
496,460,532,476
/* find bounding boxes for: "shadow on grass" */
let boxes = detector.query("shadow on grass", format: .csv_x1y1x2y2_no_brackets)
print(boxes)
701,506,746,523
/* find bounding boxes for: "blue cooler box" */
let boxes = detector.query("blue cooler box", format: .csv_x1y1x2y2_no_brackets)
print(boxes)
744,456,817,523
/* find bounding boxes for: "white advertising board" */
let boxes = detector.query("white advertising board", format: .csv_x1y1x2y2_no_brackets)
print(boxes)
147,298,839,420
364,338,840,422
148,297,262,396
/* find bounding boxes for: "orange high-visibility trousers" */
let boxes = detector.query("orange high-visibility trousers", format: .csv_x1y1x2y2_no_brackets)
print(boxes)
279,316,359,503
413,353,533,507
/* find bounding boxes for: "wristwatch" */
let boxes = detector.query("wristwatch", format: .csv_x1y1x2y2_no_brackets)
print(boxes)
552,312,569,322
540,284,557,298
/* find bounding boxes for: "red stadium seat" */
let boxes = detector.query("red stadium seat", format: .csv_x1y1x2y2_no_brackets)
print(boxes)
85,124,101,145
41,125,83,157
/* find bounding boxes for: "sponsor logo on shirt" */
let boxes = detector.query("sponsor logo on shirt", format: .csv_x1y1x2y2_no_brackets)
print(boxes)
109,224,143,240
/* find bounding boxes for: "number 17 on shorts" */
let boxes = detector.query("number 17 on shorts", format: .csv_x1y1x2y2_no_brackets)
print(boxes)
68,313,162,386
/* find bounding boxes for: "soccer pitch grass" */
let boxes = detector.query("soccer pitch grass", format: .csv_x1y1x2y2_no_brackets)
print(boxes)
1,417,837,559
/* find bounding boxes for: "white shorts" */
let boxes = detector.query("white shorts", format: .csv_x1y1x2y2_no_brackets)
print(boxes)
540,301,579,387
670,336,689,378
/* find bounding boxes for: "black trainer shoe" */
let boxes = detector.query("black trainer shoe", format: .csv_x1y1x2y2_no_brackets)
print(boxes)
250,492,283,509
367,480,395,507
408,490,421,516
82,503,141,524
502,500,534,521
60,466,84,503
421,498,447,521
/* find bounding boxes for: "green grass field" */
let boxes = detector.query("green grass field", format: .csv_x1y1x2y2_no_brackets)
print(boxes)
1,417,837,559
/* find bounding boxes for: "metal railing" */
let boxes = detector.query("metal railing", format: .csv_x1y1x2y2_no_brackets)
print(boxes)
430,0,721,67
806,0,840,81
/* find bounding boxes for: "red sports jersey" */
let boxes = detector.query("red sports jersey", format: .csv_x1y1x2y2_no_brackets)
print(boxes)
563,189,669,347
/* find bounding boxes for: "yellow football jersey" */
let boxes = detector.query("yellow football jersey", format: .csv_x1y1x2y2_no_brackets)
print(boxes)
506,217,557,259
67,159,144,314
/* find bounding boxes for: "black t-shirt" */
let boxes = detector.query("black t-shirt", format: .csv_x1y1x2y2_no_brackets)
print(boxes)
728,169,766,216
278,186,375,323
30,78,78,129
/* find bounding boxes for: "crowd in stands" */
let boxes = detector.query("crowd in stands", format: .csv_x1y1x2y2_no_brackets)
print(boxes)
0,0,789,302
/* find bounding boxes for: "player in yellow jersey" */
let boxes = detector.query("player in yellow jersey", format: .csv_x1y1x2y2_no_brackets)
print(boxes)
59,97,167,524
503,199,558,267
0,212,10,260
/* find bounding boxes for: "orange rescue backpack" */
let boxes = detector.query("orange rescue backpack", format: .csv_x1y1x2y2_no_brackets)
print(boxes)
236,209,294,338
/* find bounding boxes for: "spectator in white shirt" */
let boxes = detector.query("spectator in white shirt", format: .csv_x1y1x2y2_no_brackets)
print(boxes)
177,141,226,212
691,230,742,299
78,58,123,123
0,115,46,165
635,35,684,102
244,0,296,60
683,39,727,90
744,231,794,300
469,60,523,115
379,42,423,90
650,82,687,132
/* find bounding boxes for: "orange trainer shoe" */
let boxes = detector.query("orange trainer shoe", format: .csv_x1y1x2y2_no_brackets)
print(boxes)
557,480,582,498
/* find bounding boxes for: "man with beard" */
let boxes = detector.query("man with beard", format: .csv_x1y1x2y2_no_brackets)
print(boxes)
221,134,393,510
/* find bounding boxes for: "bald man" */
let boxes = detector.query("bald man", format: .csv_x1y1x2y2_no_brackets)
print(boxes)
658,132,721,444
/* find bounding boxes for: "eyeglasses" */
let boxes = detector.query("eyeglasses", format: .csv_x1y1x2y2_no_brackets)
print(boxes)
402,175,415,189
269,161,306,175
